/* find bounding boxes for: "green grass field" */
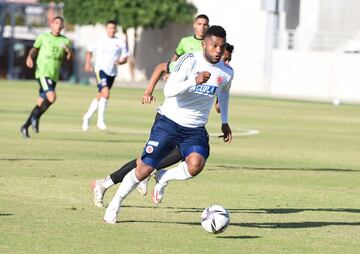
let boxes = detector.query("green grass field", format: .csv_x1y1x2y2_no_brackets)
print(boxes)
1,80,360,254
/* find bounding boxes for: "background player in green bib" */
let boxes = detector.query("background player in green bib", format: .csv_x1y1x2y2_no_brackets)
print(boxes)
171,14,209,62
20,16,72,138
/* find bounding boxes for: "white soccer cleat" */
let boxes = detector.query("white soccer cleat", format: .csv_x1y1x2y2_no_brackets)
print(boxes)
136,175,151,196
82,117,90,132
103,205,119,224
97,122,107,130
91,179,106,208
152,170,168,205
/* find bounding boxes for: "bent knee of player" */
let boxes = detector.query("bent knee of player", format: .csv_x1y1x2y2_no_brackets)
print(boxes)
135,159,155,181
46,92,56,103
186,154,206,176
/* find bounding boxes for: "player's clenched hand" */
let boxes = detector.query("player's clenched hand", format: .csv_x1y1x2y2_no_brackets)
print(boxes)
218,123,232,143
195,71,211,84
142,93,155,104
26,56,34,68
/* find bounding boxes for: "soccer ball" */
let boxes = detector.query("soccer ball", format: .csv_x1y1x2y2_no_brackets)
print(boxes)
201,205,230,234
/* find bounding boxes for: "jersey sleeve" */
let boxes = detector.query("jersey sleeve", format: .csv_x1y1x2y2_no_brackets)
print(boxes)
87,39,99,52
120,40,129,58
164,54,197,97
33,33,44,49
174,38,185,56
65,37,72,48
167,61,175,73
217,76,233,124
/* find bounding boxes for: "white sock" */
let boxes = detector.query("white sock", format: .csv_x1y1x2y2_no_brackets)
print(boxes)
83,98,98,119
107,169,139,209
158,161,192,185
102,175,115,189
97,97,108,124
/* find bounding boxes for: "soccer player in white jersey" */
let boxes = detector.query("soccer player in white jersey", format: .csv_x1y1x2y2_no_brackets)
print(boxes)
82,20,129,131
103,25,233,224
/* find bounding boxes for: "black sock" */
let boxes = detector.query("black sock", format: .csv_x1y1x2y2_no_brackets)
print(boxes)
158,148,182,169
109,148,182,184
23,105,40,128
34,99,52,120
110,159,137,184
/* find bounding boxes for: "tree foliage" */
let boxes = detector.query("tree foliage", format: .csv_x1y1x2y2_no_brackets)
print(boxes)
40,0,197,30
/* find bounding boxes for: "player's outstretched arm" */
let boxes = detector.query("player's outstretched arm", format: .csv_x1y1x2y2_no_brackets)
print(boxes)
84,51,93,73
142,62,168,104
171,53,179,62
26,47,39,68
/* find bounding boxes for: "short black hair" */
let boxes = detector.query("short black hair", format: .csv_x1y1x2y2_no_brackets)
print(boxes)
195,14,209,22
53,16,64,22
106,20,118,26
204,25,226,39
225,43,234,53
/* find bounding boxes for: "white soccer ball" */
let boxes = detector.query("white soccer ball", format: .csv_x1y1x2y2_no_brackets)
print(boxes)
201,205,230,234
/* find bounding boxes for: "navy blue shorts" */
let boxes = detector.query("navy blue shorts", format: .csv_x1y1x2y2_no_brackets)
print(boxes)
96,70,115,92
141,114,210,168
37,77,57,99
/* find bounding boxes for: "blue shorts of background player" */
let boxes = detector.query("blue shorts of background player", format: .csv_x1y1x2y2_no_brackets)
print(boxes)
96,70,115,92
141,114,210,169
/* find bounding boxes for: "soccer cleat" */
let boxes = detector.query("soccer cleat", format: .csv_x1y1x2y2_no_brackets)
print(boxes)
20,126,30,138
152,170,167,205
96,122,107,130
91,180,106,208
103,205,120,224
82,117,90,132
31,116,39,133
136,176,150,196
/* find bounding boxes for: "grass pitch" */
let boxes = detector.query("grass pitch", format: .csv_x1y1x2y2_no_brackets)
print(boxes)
0,80,360,253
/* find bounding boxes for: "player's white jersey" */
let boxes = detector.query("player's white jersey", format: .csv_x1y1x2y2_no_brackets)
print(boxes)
159,51,234,128
88,36,129,76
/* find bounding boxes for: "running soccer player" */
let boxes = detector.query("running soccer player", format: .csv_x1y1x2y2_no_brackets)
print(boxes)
82,20,129,131
20,16,72,138
91,43,235,208
103,25,233,223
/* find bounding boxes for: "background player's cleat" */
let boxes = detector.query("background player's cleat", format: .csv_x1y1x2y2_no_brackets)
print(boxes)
91,179,106,208
96,122,107,130
20,126,30,138
31,117,39,133
136,176,150,196
82,117,90,132
152,170,167,205
103,205,119,224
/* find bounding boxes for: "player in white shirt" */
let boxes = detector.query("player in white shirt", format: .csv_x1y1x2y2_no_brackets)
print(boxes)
82,20,129,131
103,25,233,224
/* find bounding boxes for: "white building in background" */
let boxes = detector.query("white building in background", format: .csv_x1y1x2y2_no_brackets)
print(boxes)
189,0,360,103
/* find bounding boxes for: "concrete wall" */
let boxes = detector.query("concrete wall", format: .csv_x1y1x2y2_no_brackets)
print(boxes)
270,49,360,103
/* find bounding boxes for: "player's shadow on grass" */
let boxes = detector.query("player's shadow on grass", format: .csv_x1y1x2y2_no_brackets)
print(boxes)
0,213,13,216
119,219,360,230
237,221,360,229
210,165,359,173
0,158,63,161
216,236,260,239
238,208,360,214
40,137,142,143
123,205,360,215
